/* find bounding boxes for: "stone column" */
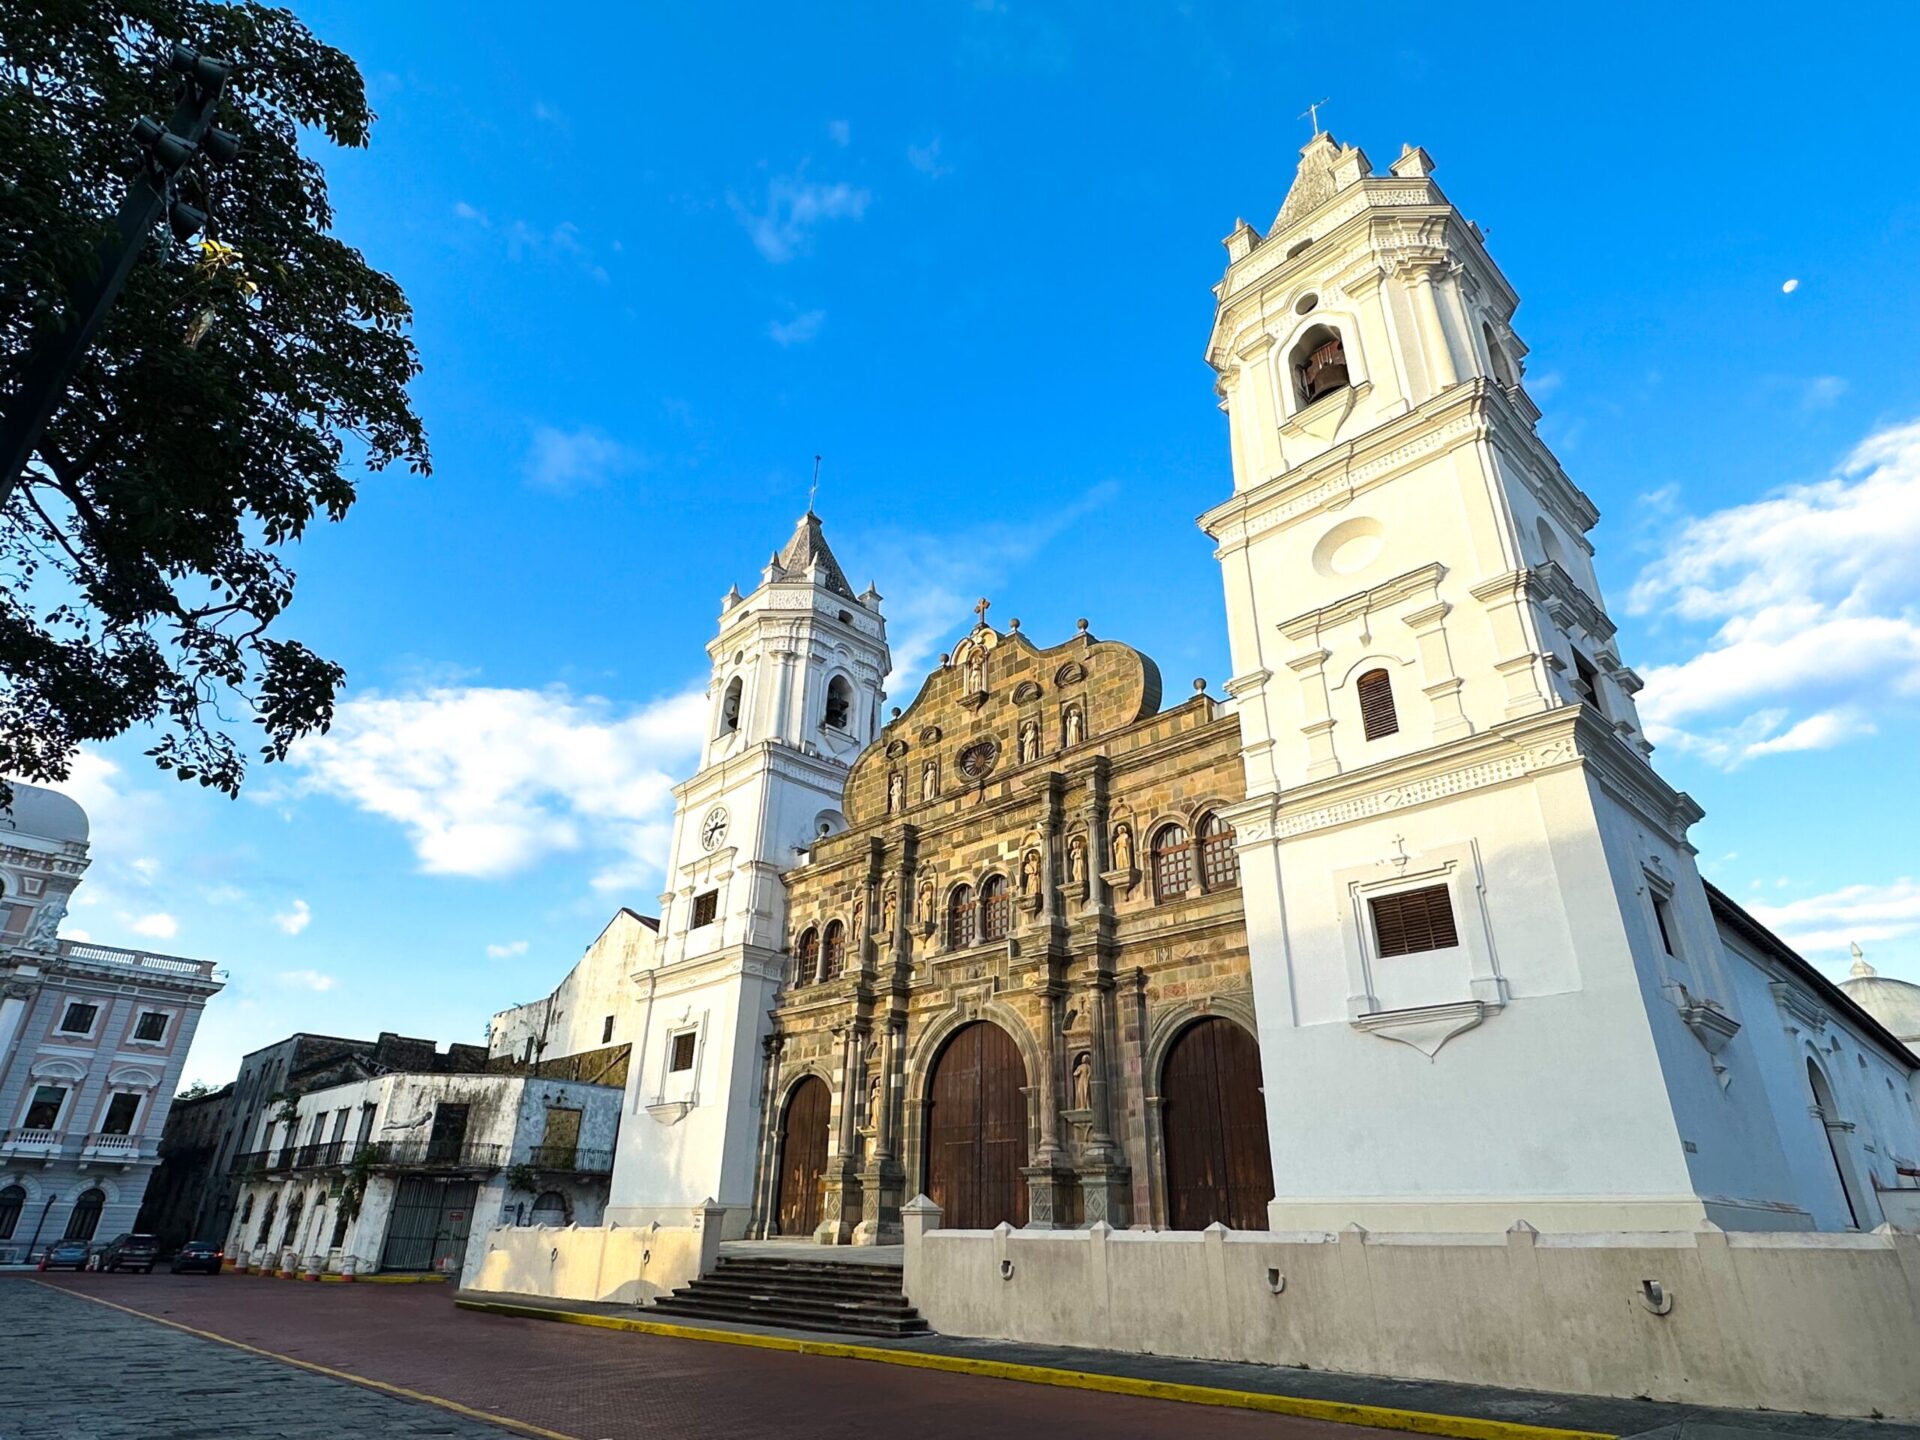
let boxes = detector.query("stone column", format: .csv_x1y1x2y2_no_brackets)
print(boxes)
748,1033,785,1238
1406,599,1472,741
817,1023,862,1245
1409,263,1459,392
856,1017,907,1245
1288,648,1338,779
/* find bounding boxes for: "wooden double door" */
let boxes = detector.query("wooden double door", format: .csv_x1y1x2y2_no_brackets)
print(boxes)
925,1021,1029,1230
775,1076,830,1237
1161,1018,1273,1231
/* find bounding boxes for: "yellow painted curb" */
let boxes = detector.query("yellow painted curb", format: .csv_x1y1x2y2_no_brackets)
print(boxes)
454,1298,1614,1440
35,1282,580,1440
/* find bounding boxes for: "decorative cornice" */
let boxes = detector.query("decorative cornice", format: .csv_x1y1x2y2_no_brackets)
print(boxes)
1278,563,1446,642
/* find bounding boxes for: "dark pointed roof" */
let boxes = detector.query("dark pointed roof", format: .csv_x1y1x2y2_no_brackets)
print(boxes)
777,511,855,599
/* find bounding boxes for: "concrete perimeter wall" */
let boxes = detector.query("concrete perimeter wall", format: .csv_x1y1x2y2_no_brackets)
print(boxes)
463,1201,723,1306
901,1201,1920,1419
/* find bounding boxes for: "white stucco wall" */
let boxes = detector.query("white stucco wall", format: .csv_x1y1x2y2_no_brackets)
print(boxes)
488,909,660,1064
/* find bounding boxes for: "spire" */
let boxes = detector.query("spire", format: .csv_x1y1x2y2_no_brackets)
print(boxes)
1850,942,1876,979
1273,130,1371,234
776,511,855,599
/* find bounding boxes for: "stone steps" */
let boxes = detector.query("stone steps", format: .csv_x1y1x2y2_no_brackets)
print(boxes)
649,1255,931,1337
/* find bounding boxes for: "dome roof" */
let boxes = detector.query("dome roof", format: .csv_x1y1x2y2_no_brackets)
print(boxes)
1842,948,1920,1045
0,782,89,844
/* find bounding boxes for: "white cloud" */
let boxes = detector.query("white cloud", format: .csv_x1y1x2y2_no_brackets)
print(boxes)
278,968,337,993
131,856,161,879
768,309,826,347
486,940,529,959
273,898,312,936
731,169,871,263
452,200,489,227
524,425,636,494
1782,278,1800,294
1747,879,1920,963
131,912,178,939
1799,375,1847,411
907,138,953,179
285,683,708,887
63,928,90,943
827,119,850,147
1629,418,1920,767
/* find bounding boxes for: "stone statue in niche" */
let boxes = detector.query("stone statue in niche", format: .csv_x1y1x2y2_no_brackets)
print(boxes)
918,880,935,925
1111,823,1134,871
921,760,939,801
887,771,904,813
964,651,986,693
1063,705,1084,746
851,897,864,938
22,897,66,949
882,890,897,935
1067,834,1086,884
1019,720,1039,764
866,1071,882,1127
1071,1051,1092,1111
1021,848,1042,894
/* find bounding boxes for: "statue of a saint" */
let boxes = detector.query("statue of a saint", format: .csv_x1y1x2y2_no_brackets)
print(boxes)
1021,849,1041,893
1019,721,1039,764
887,770,904,813
882,890,897,935
1071,1052,1092,1111
1064,706,1084,745
1067,835,1086,884
1112,823,1133,871
922,761,938,801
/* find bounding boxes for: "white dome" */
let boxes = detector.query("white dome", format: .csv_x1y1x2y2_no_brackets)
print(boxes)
0,782,89,844
1842,974,1920,1046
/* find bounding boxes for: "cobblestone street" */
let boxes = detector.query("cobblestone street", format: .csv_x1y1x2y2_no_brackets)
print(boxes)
2,1274,1391,1439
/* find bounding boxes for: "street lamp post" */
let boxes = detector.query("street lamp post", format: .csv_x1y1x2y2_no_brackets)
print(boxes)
0,42,240,507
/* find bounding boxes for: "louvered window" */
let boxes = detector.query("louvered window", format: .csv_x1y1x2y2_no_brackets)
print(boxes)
821,920,845,980
1368,885,1460,958
947,886,976,949
1356,669,1398,740
793,929,818,985
980,875,1011,941
1198,813,1239,890
1152,824,1194,902
691,890,719,928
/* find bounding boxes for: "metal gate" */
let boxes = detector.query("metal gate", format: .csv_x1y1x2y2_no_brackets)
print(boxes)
380,1176,477,1272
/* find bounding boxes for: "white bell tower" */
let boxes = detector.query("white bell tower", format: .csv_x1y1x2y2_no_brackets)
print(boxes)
1202,134,1810,1232
606,511,888,1237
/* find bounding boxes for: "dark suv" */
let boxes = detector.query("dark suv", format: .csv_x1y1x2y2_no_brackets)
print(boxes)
98,1233,159,1273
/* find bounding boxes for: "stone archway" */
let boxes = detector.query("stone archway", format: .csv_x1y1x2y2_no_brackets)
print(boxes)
775,1075,831,1237
1161,1017,1272,1230
924,1021,1028,1230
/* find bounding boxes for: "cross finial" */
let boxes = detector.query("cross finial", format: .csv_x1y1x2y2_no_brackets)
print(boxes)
808,454,821,514
1299,97,1330,137
973,597,991,625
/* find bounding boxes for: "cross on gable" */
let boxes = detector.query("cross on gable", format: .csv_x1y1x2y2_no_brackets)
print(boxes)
974,597,991,625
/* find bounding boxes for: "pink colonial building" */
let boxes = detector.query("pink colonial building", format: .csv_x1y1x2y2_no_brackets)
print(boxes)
0,783,224,1260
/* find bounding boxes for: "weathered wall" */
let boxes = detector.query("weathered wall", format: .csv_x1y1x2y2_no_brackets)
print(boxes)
462,1202,723,1306
902,1203,1920,1419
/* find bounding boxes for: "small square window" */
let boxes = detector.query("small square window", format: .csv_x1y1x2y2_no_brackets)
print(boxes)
1368,885,1460,958
134,1011,168,1043
601,1014,615,1045
59,1001,98,1035
669,1031,697,1073
691,891,719,928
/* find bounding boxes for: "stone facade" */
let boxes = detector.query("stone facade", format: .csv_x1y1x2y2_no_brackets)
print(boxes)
752,615,1253,1242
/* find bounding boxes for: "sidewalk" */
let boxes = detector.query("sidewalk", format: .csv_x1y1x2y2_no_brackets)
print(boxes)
454,1288,1917,1440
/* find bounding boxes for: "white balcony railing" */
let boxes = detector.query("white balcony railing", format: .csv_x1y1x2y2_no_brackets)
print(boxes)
2,1128,63,1155
83,1132,141,1159
57,938,218,981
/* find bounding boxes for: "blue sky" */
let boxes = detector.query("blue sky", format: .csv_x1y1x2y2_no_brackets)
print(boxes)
49,1,1920,1084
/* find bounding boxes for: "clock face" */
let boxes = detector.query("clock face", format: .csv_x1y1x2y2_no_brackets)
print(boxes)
700,806,729,851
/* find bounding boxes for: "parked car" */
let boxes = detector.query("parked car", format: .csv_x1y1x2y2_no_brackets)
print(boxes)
97,1233,159,1273
170,1240,225,1275
38,1239,92,1270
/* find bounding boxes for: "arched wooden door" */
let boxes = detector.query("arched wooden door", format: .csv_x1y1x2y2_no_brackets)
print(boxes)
925,1022,1029,1229
775,1076,830,1237
1162,1018,1273,1230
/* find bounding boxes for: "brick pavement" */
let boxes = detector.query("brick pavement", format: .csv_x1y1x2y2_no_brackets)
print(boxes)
9,1272,1391,1440
0,1279,507,1439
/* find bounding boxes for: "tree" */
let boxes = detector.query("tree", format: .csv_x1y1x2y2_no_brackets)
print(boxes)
0,1,427,796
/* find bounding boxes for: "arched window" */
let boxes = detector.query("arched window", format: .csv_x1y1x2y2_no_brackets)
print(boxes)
1356,668,1398,740
980,875,1011,941
1293,324,1350,405
1199,813,1239,891
719,676,743,734
820,920,845,980
281,1191,305,1247
64,1187,104,1242
255,1192,278,1247
1808,1060,1862,1228
793,928,819,986
0,1184,24,1240
1483,321,1517,389
238,1193,254,1227
947,885,976,949
1152,824,1193,902
824,676,852,731
529,1191,570,1227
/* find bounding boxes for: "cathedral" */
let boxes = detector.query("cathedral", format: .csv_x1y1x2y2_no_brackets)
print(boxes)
554,130,1919,1267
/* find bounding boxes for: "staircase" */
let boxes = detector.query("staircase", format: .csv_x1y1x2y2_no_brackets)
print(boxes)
649,1253,931,1338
